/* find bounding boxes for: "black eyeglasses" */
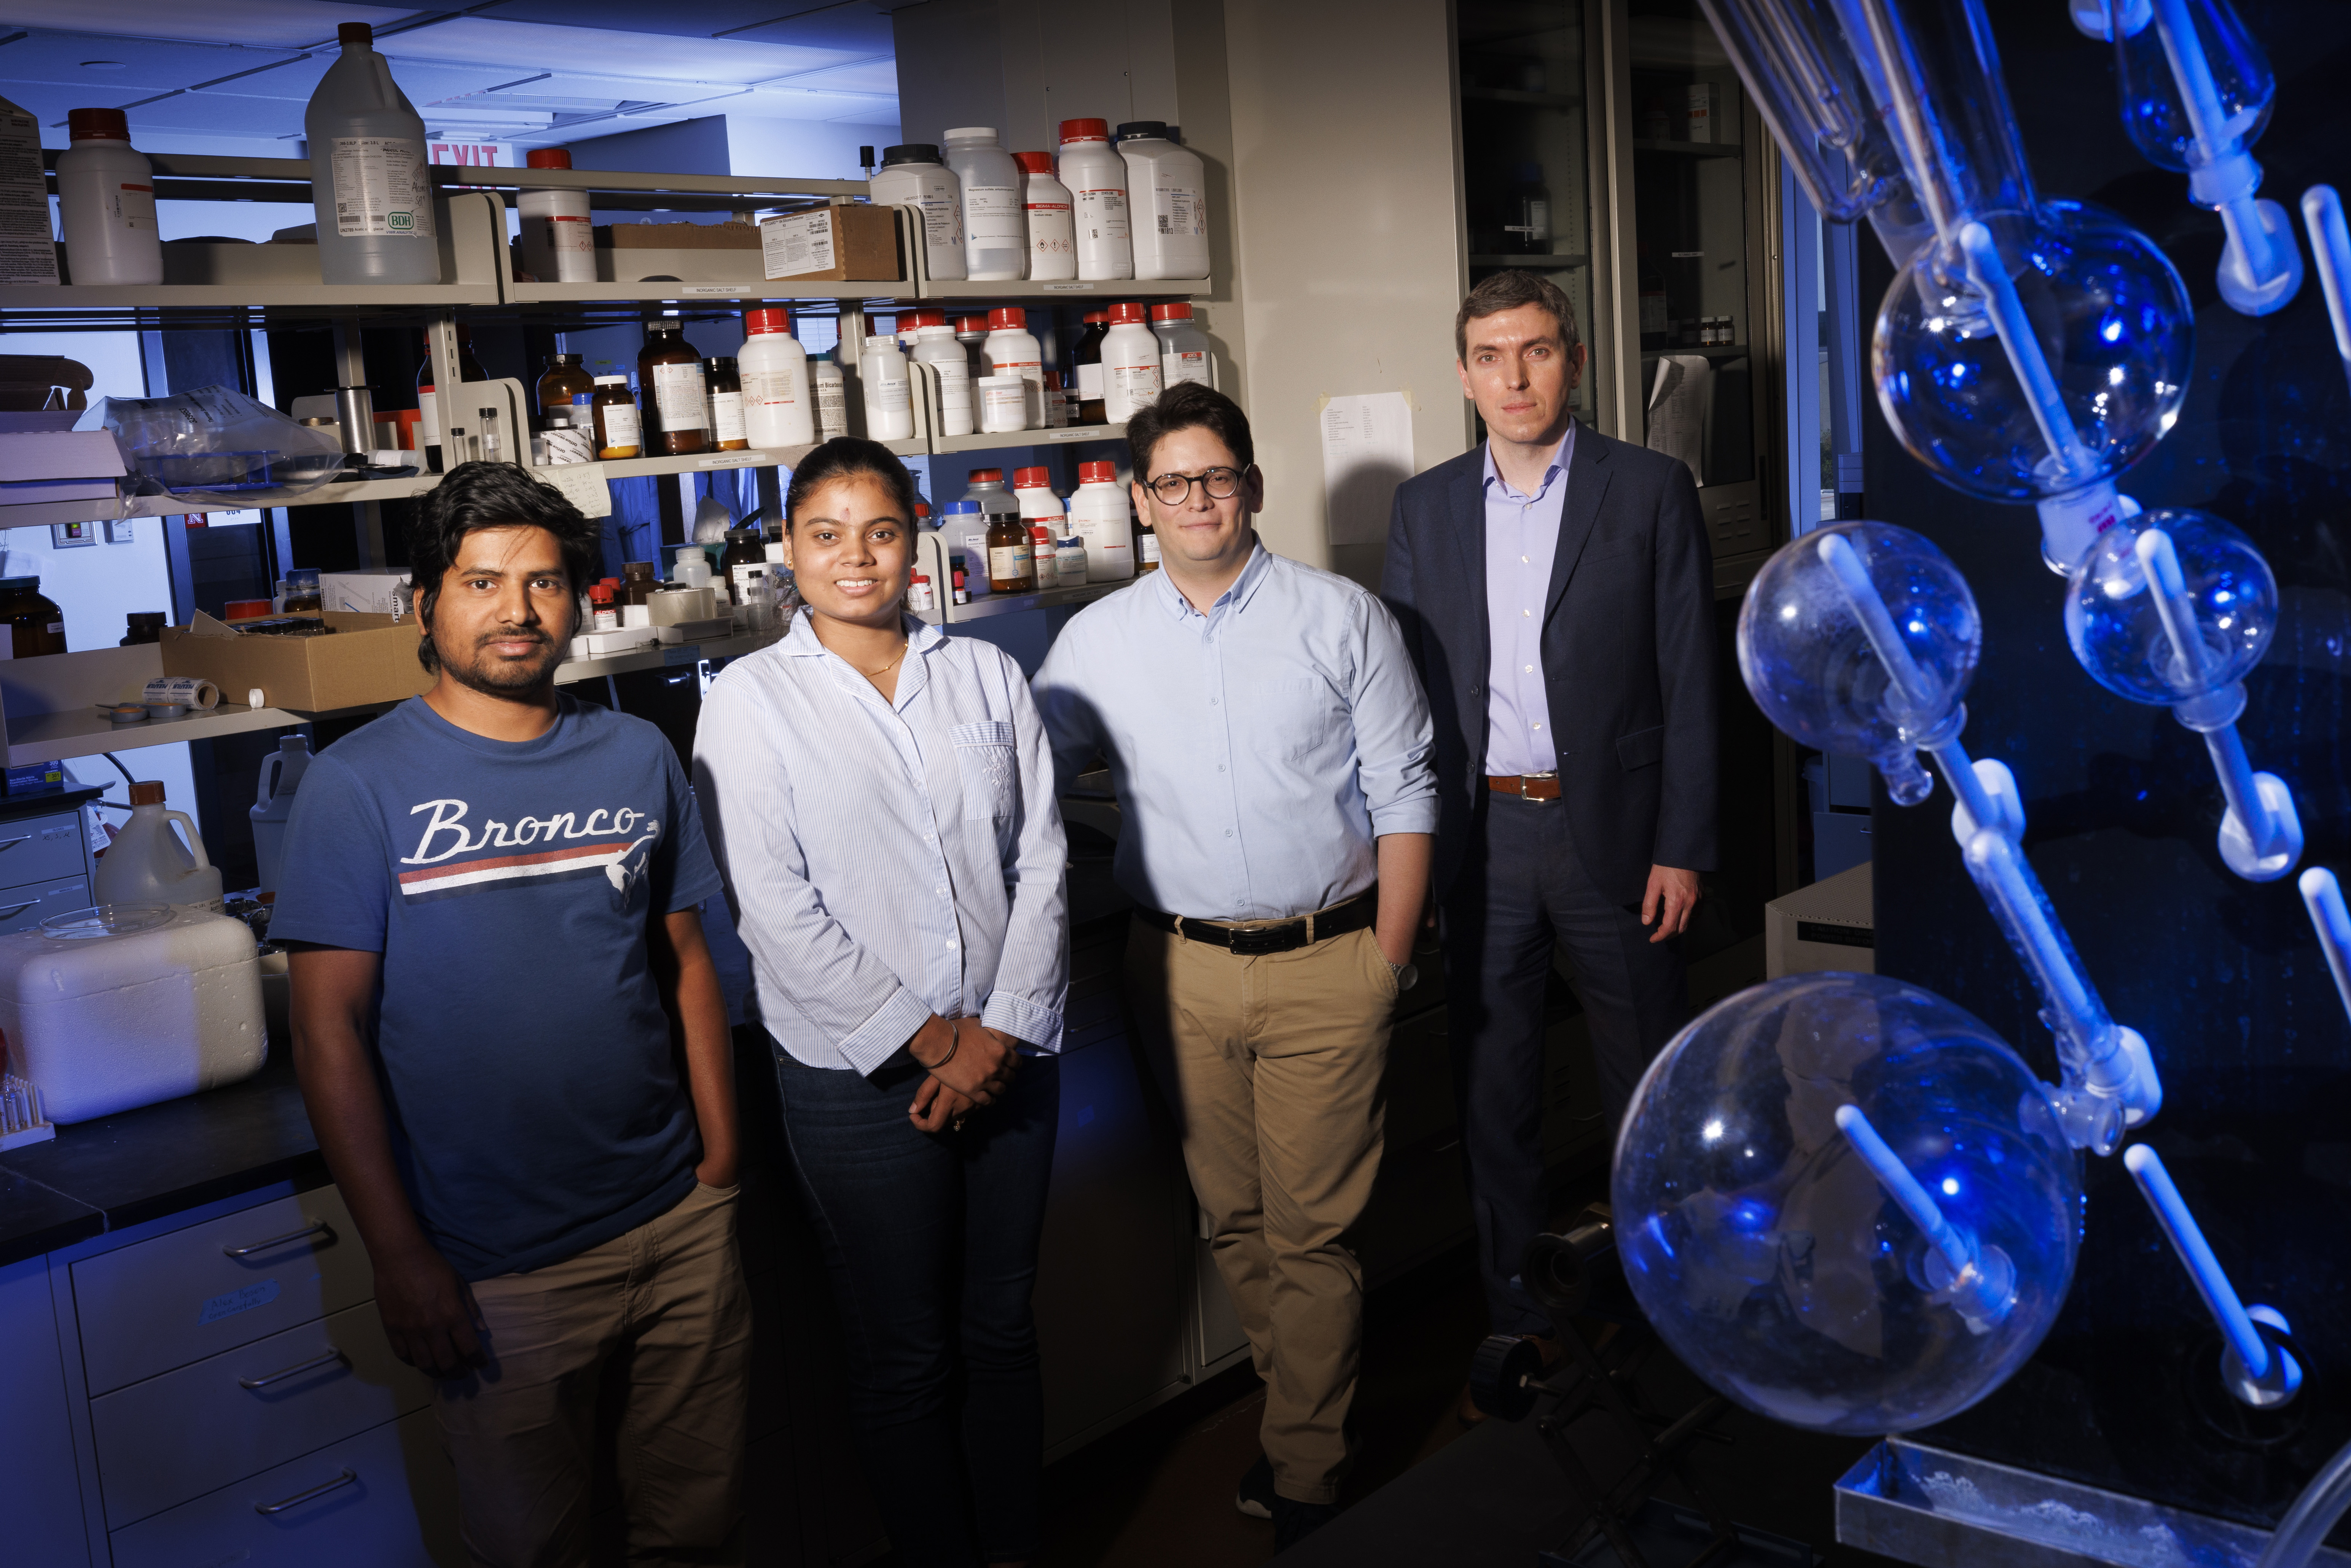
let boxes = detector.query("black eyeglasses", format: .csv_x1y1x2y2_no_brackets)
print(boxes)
1146,466,1245,506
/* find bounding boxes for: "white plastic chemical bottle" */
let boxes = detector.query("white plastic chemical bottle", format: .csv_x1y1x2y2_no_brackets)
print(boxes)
518,146,594,283
810,354,847,441
306,23,441,286
1015,150,1077,282
739,307,814,449
941,127,1025,282
1101,302,1164,422
911,322,975,438
868,144,966,282
1014,465,1067,547
861,336,915,441
1057,118,1134,281
1151,302,1213,388
248,734,313,899
57,109,160,286
95,781,224,912
982,307,1045,429
1067,459,1136,582
1115,121,1209,281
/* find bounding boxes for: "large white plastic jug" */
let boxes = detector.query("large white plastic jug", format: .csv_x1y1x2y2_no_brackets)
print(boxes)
306,22,441,286
0,904,263,1123
250,734,314,899
95,782,225,911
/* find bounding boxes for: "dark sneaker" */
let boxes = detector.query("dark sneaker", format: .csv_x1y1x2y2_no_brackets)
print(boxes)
1235,1452,1276,1519
1273,1495,1340,1551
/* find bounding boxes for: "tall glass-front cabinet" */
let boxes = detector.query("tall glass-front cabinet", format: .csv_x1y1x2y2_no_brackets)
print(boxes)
1454,0,1796,1060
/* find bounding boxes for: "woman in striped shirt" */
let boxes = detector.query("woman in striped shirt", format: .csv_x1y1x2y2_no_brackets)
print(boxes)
693,438,1067,1568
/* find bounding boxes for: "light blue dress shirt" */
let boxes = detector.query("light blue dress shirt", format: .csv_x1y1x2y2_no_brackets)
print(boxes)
692,611,1068,1075
1483,424,1575,777
1033,541,1438,922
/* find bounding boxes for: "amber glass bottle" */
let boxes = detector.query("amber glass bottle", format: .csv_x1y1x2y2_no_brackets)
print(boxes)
536,352,594,428
637,323,709,456
986,513,1036,594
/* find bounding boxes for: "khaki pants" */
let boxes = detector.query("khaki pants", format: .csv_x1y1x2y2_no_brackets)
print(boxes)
435,1179,752,1568
1125,919,1395,1505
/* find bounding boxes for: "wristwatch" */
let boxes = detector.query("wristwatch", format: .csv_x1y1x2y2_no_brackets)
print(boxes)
1389,959,1419,993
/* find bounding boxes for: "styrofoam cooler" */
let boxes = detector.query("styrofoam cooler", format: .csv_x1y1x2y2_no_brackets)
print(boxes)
0,905,265,1123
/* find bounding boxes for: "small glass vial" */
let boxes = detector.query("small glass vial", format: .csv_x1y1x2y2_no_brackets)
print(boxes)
591,377,642,459
1137,524,1162,574
477,406,502,464
706,356,748,451
951,567,969,605
987,513,1036,593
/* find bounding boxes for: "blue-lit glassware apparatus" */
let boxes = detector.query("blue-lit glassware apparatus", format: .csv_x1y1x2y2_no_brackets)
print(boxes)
1719,521,2298,1425
1701,0,2195,575
2075,0,2302,316
1611,972,2082,1435
1739,522,2157,1153
2065,512,2302,880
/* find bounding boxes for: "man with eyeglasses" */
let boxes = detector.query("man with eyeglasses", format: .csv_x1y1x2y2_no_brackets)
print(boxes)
1033,382,1435,1550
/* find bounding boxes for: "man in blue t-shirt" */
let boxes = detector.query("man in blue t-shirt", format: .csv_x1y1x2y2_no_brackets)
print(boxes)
274,463,746,1566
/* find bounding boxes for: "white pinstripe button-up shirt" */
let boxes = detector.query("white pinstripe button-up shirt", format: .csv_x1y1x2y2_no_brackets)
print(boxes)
693,612,1069,1075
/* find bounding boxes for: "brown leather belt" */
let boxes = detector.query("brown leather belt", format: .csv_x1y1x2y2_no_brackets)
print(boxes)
1136,890,1377,955
1488,772,1562,802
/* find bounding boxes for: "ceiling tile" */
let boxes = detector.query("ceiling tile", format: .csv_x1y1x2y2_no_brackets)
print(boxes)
757,54,895,94
0,79,151,121
718,4,895,53
383,16,856,85
0,30,296,89
0,0,419,50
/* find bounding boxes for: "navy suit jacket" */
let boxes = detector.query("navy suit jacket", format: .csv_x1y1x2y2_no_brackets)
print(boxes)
1381,420,1718,907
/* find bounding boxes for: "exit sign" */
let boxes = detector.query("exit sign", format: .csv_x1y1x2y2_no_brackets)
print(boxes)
430,142,514,168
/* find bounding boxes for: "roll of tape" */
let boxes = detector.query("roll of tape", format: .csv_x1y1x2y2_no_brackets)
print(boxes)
143,677,219,711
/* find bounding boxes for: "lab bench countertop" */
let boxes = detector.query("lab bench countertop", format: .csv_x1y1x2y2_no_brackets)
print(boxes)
0,1049,322,1267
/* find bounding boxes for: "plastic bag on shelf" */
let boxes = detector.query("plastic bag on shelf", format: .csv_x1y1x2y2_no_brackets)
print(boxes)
97,386,345,503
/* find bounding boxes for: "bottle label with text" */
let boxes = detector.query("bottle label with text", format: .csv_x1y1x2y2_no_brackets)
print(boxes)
330,137,437,239
652,362,710,430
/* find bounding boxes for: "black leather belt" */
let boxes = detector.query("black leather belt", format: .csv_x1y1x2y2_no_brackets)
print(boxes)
1137,890,1378,955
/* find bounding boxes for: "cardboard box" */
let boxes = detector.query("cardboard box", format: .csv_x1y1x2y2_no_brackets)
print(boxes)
760,204,902,282
596,221,761,251
161,612,433,713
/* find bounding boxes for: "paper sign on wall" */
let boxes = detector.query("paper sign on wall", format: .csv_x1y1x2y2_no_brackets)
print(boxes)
1320,391,1415,548
539,461,613,518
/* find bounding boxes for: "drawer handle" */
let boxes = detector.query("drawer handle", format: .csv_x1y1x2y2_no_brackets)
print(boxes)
0,902,36,922
0,835,32,853
239,1347,347,1390
253,1468,358,1516
222,1217,334,1259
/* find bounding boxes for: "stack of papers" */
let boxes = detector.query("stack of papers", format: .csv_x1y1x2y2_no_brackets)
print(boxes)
0,428,128,508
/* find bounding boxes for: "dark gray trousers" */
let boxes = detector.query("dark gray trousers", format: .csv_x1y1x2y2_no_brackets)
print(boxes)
1443,792,1690,1336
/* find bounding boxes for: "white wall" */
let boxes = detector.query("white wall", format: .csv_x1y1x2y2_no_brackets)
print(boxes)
1220,0,1470,584
893,0,1177,154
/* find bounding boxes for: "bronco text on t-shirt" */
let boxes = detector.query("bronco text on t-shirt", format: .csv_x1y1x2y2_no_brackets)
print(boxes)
270,695,725,1280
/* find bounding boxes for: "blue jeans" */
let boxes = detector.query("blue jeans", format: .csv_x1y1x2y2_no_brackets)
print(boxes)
773,1039,1059,1566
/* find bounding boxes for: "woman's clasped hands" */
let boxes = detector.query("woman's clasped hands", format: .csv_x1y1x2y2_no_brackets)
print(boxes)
906,1014,1021,1133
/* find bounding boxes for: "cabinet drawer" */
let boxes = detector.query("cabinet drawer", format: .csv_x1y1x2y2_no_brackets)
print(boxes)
0,873,91,935
108,1409,459,1568
94,1301,431,1529
0,810,87,887
73,1187,373,1396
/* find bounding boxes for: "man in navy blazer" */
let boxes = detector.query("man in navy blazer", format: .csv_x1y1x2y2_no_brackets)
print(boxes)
1383,270,1717,1381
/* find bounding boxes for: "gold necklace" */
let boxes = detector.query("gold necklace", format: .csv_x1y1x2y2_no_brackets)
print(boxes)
862,643,909,678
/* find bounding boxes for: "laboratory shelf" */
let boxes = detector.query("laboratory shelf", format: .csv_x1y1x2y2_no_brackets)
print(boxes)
929,423,1128,455
1633,138,1745,159
552,626,784,684
911,278,1204,301
588,446,820,480
948,578,1134,622
504,280,894,307
5,702,326,769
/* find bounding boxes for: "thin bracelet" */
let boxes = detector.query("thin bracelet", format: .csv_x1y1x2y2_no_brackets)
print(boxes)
929,1017,960,1071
